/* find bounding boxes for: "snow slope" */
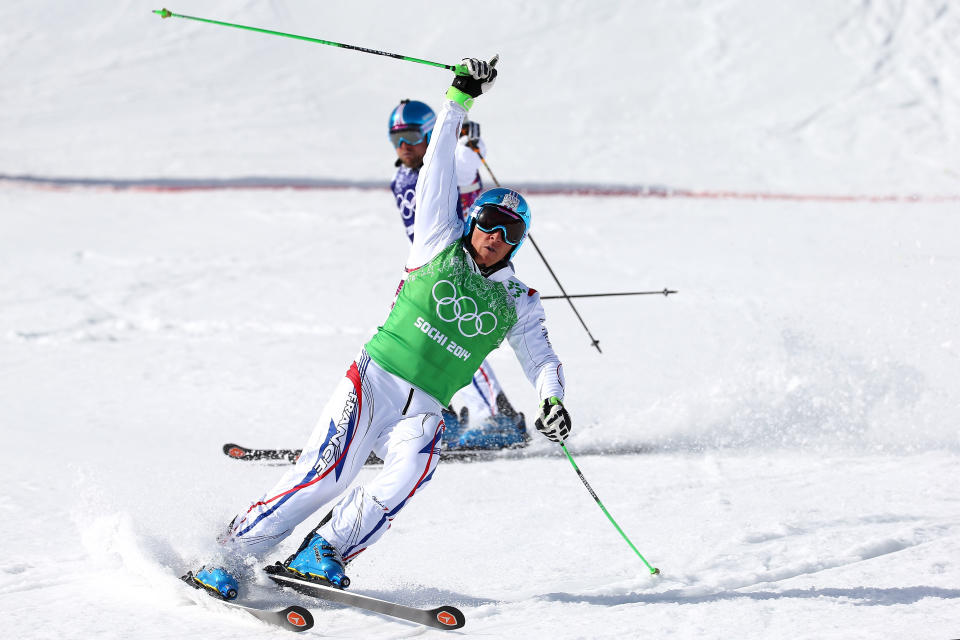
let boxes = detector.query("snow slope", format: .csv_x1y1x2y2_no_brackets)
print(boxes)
3,0,959,192
2,1,960,638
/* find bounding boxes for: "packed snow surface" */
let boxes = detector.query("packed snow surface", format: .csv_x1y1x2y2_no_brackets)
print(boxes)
2,1,959,638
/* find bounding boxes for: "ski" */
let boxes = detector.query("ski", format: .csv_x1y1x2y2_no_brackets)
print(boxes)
263,563,465,630
223,442,533,465
223,443,386,465
181,572,314,633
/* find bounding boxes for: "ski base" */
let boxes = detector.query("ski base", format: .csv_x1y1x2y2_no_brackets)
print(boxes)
263,562,465,631
182,572,314,633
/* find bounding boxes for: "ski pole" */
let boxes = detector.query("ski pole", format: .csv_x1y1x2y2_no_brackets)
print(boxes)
471,148,603,353
527,234,602,352
153,8,468,74
540,289,677,300
561,443,660,575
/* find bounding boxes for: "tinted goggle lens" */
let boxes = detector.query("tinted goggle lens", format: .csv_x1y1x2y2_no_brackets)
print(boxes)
389,127,425,148
473,205,526,245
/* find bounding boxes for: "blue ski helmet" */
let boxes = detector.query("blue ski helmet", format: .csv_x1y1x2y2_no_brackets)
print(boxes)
388,99,436,147
464,188,532,260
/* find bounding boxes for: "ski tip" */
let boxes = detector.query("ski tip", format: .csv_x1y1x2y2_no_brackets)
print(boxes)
223,443,247,458
428,605,465,630
280,606,314,632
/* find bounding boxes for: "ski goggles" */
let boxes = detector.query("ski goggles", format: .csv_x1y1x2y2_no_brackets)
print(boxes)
389,126,426,148
473,205,527,245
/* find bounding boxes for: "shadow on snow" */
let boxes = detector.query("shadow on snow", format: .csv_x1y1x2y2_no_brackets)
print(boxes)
538,585,960,607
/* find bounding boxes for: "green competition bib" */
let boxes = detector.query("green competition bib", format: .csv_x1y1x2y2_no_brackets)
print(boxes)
365,241,519,405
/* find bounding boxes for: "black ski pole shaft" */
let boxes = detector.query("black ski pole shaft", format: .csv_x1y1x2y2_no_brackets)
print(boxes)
474,151,602,353
540,289,677,300
561,443,660,575
153,8,467,73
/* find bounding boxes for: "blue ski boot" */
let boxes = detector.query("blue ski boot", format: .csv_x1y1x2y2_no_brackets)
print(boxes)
455,411,529,450
285,533,350,589
188,566,240,600
440,406,463,445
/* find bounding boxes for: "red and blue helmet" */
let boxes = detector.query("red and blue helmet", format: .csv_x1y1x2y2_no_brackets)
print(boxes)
388,99,436,148
464,188,532,260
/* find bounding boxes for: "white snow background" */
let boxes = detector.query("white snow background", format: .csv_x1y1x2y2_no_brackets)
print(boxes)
2,1,960,638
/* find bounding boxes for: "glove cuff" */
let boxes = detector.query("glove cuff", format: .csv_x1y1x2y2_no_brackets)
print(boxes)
445,86,474,110
539,396,563,408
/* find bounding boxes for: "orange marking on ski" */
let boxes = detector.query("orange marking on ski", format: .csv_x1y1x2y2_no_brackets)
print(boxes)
437,611,457,626
287,611,307,627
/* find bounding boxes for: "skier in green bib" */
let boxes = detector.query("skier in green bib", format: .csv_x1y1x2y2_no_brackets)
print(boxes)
189,56,571,600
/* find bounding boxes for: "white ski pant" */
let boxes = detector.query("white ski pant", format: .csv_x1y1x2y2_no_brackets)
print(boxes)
226,351,444,562
452,359,505,420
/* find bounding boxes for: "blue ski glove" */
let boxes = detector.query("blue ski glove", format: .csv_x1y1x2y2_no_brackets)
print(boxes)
535,396,571,444
446,56,498,110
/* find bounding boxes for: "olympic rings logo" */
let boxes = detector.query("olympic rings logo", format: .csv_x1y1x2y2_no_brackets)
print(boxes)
397,187,416,220
431,280,498,337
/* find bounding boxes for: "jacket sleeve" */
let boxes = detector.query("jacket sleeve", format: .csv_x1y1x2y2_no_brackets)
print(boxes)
406,100,468,270
506,288,566,402
454,139,485,189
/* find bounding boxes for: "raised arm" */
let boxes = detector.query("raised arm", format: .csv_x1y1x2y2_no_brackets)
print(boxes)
406,57,498,269
406,100,467,269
